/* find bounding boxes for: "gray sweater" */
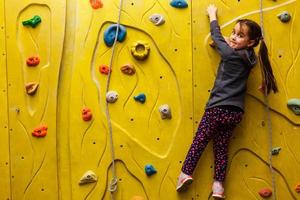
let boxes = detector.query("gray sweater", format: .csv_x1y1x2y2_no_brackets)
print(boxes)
206,20,257,111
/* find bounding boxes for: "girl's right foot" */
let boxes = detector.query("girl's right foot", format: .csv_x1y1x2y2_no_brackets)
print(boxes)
212,181,225,199
176,172,193,192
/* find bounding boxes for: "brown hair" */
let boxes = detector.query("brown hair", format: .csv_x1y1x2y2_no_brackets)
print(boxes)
237,19,278,94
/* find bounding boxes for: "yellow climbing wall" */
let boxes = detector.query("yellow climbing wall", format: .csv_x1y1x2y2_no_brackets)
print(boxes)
0,0,299,200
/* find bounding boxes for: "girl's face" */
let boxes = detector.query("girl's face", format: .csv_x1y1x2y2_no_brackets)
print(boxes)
229,23,255,50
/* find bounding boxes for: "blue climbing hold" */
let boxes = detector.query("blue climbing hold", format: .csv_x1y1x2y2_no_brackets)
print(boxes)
145,164,157,176
104,24,127,47
170,0,188,8
134,93,146,103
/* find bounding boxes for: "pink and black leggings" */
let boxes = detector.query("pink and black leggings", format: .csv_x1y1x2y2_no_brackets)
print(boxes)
181,106,243,182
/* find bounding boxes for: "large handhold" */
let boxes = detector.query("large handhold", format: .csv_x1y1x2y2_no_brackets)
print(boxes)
22,15,42,28
287,98,300,115
277,11,291,23
79,170,98,185
258,188,272,198
106,91,119,103
131,41,150,60
170,0,188,8
144,164,157,176
134,93,146,103
25,82,39,95
159,104,172,119
149,14,165,26
104,24,127,47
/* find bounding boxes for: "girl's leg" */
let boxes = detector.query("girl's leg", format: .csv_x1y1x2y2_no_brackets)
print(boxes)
181,108,219,175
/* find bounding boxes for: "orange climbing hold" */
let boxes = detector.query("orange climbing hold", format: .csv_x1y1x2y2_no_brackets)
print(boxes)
99,64,111,75
32,125,48,137
295,183,300,193
258,188,272,198
26,56,40,66
82,107,93,121
90,0,103,9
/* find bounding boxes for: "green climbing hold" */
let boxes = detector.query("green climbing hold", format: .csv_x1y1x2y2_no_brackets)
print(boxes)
287,98,300,115
22,15,42,28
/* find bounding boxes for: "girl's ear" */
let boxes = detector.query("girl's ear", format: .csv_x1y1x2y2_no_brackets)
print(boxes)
247,39,255,47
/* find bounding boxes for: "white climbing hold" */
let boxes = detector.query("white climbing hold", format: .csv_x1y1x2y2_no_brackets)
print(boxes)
149,14,165,26
79,170,98,185
159,104,172,119
106,91,119,103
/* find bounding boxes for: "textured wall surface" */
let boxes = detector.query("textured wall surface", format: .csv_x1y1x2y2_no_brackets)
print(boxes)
0,0,299,199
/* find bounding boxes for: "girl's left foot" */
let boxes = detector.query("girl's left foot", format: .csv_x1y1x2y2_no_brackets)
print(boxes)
176,172,193,192
212,181,225,199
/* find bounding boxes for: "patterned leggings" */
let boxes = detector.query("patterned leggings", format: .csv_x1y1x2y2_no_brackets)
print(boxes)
181,106,243,182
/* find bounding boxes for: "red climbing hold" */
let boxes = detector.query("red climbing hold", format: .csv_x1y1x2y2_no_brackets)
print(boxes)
82,107,93,121
32,125,48,137
99,64,111,75
26,56,40,66
90,0,103,9
258,188,272,198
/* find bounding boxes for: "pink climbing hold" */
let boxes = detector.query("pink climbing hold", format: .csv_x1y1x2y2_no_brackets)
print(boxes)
258,188,272,198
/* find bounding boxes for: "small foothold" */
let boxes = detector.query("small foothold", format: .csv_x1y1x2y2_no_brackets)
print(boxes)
134,93,146,103
295,183,300,193
22,15,42,28
121,64,136,75
89,0,103,9
149,14,165,26
25,82,39,95
26,56,40,66
258,188,272,198
79,170,98,185
104,24,127,47
131,41,150,60
82,107,93,121
159,104,172,119
106,91,119,103
287,98,300,115
277,11,291,23
271,147,281,155
144,164,157,176
99,64,111,75
32,125,48,137
170,0,188,8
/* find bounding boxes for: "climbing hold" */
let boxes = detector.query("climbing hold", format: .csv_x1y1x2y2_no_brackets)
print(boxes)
25,82,39,95
79,170,98,185
130,196,145,200
149,14,165,26
32,125,48,137
26,56,40,66
277,11,291,23
89,0,103,9
170,0,188,8
258,188,272,198
271,147,281,155
81,107,93,121
106,91,119,103
134,93,146,103
295,183,300,193
287,98,300,115
121,64,136,75
99,64,111,75
131,41,150,60
22,15,42,28
104,24,127,47
144,164,157,176
159,104,172,119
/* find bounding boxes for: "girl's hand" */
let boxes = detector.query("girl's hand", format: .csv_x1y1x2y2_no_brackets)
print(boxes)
207,4,217,22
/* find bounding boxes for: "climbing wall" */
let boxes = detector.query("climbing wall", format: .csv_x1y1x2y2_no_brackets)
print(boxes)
0,0,300,199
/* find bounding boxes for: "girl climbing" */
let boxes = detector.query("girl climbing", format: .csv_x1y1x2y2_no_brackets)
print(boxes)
176,4,278,198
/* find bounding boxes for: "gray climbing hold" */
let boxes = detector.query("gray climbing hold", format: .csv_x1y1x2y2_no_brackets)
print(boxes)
159,104,172,119
144,164,157,176
149,14,165,26
106,91,119,103
277,11,291,23
79,170,98,185
271,147,281,155
287,98,300,115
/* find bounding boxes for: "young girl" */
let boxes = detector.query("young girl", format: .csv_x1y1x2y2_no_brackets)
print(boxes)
176,4,278,198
